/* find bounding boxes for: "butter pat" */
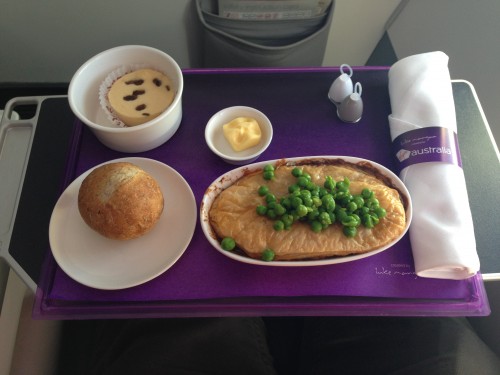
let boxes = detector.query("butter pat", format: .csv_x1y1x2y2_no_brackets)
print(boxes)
223,117,262,151
107,68,175,127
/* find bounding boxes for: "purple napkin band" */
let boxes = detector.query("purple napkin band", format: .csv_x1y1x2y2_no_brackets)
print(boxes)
392,126,462,171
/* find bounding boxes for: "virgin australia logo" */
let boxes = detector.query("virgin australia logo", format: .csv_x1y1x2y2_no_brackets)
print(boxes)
396,149,411,162
410,146,452,156
396,146,452,162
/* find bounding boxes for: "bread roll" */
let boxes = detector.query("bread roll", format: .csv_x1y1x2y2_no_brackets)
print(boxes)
78,162,164,240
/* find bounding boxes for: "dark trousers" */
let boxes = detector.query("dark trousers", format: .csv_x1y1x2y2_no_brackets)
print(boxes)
57,317,500,375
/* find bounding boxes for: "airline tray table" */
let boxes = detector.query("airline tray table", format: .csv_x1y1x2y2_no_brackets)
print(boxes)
1,67,499,319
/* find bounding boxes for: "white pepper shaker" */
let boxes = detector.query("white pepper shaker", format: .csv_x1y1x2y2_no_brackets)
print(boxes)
328,64,353,104
337,82,363,123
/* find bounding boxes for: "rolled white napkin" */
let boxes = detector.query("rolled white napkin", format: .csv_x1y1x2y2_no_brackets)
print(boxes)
388,51,480,280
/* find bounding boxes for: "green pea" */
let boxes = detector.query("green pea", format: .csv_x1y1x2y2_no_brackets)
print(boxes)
306,182,317,192
346,201,357,212
291,167,303,177
267,201,277,210
353,195,365,208
281,197,291,209
258,185,269,196
374,207,387,218
263,170,274,180
291,196,303,208
307,209,319,221
362,188,374,200
263,164,274,173
221,237,236,251
358,206,370,215
351,213,361,227
335,191,347,200
300,189,312,199
321,194,335,211
362,214,374,228
343,226,357,237
366,198,380,209
256,205,267,215
318,187,328,197
302,196,313,208
273,220,285,231
281,214,294,228
262,248,275,261
335,208,348,222
336,180,349,192
312,197,322,207
266,209,277,219
297,176,309,187
319,212,332,227
341,215,358,227
338,194,353,207
274,204,286,216
265,193,277,204
310,220,323,233
296,204,308,217
324,176,336,191
329,212,336,224
288,184,300,194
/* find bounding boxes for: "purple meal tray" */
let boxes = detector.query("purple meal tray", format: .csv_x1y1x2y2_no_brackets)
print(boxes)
34,67,490,319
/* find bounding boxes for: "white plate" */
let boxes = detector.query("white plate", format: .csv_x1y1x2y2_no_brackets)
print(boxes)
49,157,196,289
200,156,412,267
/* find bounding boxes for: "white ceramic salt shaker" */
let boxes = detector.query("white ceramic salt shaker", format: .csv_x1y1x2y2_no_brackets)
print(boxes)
337,82,363,123
328,64,354,104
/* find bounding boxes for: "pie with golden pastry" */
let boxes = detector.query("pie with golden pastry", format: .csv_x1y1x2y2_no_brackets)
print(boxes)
208,159,408,261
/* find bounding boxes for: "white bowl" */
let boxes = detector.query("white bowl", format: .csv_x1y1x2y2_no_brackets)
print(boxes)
205,106,273,165
200,156,413,267
68,45,183,153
